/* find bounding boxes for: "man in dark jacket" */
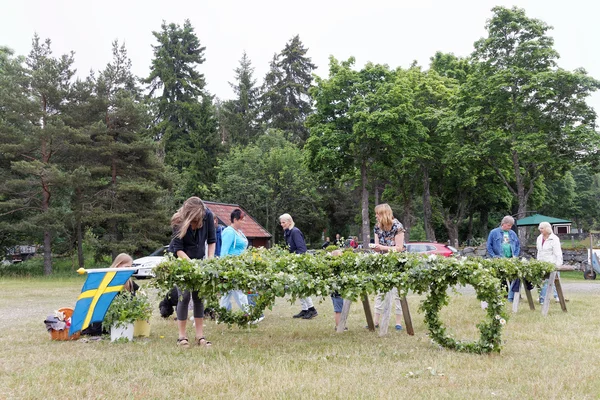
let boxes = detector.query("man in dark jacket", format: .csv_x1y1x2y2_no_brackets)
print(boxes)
280,213,317,319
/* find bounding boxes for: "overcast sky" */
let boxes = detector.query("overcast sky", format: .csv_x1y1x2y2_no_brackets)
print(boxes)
2,0,599,113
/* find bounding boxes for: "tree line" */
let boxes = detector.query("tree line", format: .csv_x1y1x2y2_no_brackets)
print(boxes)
1,6,599,274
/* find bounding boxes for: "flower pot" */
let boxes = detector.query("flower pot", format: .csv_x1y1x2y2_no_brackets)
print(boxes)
110,323,134,342
133,320,151,337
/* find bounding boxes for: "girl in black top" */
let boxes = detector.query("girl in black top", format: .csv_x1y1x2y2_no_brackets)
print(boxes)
168,197,216,348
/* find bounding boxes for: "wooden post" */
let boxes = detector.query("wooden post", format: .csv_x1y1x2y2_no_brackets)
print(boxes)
399,296,414,336
362,294,375,331
336,299,352,333
541,270,568,316
554,275,567,312
541,271,557,316
524,285,536,311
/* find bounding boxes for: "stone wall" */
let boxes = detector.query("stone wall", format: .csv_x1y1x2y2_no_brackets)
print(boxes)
461,246,589,271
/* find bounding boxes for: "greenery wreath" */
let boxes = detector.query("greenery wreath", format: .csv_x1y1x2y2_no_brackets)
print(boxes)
153,248,555,353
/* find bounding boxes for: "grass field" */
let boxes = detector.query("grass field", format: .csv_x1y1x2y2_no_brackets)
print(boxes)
1,276,599,399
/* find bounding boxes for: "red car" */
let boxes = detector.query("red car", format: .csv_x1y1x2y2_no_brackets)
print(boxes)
405,242,458,257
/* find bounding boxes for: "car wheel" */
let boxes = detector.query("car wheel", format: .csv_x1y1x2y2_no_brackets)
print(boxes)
583,270,597,280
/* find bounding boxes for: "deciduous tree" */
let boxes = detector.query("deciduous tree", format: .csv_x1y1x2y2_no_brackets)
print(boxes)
457,6,600,237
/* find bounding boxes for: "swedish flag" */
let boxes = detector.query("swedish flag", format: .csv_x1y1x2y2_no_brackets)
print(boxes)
70,268,135,335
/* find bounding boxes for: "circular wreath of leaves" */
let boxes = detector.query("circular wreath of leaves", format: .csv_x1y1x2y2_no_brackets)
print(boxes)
153,249,554,353
416,257,507,353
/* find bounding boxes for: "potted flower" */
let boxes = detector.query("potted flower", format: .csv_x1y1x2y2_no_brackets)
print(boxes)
102,291,152,342
132,290,152,337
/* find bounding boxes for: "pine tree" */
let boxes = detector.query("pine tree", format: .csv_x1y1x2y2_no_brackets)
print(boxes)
90,41,171,258
220,51,260,146
145,20,220,198
0,37,79,274
260,36,315,144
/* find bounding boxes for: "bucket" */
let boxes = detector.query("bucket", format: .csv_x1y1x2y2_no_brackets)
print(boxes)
110,323,134,342
133,320,151,337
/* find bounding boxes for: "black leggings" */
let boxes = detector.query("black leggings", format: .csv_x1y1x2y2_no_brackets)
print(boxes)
176,288,205,320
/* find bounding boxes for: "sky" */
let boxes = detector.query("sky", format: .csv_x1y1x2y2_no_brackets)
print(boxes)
1,0,599,113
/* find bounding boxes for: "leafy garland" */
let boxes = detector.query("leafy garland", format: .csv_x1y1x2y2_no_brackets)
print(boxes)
153,248,555,354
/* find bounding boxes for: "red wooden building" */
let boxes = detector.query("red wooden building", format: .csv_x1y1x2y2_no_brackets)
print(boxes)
205,201,272,248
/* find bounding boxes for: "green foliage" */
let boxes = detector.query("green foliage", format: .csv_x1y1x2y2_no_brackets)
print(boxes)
307,58,425,242
154,248,555,353
219,52,261,146
145,19,220,199
86,41,171,259
214,130,324,243
260,35,315,144
0,36,78,274
456,6,600,219
0,253,109,277
102,290,152,330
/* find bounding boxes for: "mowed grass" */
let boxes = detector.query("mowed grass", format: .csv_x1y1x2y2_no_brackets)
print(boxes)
1,277,599,399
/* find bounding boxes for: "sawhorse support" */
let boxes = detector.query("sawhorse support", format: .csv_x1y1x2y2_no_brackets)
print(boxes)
510,270,568,316
511,281,536,313
541,271,568,316
336,289,414,336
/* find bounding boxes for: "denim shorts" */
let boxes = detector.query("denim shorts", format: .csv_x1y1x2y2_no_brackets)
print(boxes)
331,294,343,313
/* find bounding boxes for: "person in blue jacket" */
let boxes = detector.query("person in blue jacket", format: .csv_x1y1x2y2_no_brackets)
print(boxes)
280,213,318,319
219,209,249,312
486,215,522,302
214,214,223,257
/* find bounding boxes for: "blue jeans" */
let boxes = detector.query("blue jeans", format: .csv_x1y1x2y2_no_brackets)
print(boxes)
247,293,264,317
331,293,343,313
539,273,559,302
219,290,248,312
507,279,533,302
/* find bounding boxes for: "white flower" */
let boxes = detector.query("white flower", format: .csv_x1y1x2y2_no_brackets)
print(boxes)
499,318,506,325
495,315,501,320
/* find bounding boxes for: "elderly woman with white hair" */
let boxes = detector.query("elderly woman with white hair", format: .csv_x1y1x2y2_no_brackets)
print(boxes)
537,221,563,304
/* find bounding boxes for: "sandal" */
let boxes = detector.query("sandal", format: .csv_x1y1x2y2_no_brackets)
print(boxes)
176,337,190,348
196,337,212,347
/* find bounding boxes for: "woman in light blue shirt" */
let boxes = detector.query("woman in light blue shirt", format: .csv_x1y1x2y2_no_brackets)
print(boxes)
219,209,249,311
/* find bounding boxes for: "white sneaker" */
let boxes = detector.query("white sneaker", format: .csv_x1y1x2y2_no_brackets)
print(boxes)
249,316,265,325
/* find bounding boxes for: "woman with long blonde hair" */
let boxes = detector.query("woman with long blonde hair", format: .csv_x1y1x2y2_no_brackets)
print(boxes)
110,253,136,293
372,203,405,331
168,197,216,348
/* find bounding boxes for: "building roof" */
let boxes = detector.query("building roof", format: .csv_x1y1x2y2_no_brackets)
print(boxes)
204,201,272,239
516,214,571,226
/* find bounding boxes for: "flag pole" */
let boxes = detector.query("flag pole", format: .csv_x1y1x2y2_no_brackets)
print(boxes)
76,266,144,274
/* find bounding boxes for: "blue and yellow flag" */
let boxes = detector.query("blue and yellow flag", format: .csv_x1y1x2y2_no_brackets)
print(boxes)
70,269,134,335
